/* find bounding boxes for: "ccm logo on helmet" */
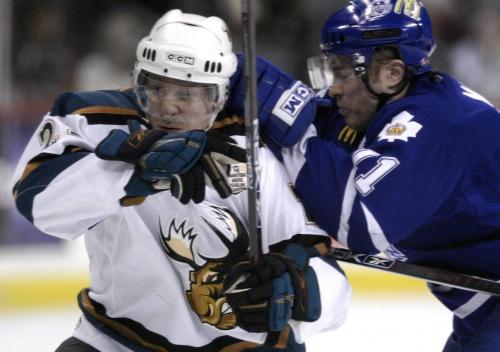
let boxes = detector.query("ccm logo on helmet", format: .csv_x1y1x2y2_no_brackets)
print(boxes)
166,53,195,65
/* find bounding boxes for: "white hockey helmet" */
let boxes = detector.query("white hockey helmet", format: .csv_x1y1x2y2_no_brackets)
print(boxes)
133,9,237,130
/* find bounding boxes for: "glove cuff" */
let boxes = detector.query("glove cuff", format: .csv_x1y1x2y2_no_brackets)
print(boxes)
281,243,322,322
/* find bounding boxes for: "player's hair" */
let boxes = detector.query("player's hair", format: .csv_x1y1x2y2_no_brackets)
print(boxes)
371,46,402,65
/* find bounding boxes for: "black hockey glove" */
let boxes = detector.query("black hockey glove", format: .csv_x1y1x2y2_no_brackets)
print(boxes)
95,120,247,203
223,243,322,333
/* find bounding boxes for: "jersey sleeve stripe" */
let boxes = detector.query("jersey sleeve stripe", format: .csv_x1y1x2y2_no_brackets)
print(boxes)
359,201,391,253
13,147,87,196
70,106,144,126
14,152,90,223
83,114,143,126
453,291,494,319
13,160,45,194
71,106,142,117
337,168,357,246
352,148,380,166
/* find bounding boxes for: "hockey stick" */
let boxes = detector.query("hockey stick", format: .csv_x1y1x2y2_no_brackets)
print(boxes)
241,0,262,264
328,247,500,296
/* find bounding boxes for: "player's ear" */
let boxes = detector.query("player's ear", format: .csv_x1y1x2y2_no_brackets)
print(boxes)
384,59,406,91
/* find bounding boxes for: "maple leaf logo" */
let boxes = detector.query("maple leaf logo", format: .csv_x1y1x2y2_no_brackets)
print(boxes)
377,111,422,143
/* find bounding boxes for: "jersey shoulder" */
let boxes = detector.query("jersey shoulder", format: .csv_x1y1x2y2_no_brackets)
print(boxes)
50,89,144,125
387,73,496,121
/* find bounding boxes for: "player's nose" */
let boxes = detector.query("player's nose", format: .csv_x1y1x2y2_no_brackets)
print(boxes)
329,83,343,98
161,100,182,115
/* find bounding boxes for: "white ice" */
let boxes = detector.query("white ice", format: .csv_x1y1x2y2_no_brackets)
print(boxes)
0,295,451,352
0,239,452,352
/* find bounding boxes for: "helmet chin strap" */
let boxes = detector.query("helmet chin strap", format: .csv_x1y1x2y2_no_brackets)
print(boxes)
354,60,413,111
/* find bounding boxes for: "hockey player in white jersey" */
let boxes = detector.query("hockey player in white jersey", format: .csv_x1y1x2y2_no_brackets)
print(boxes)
12,9,350,352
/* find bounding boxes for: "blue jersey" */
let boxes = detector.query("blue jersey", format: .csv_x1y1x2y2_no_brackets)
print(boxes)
281,73,500,348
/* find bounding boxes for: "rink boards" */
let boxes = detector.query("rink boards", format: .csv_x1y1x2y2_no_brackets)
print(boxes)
0,239,429,311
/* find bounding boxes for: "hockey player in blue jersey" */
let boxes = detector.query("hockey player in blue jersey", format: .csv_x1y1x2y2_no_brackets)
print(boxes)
224,0,500,351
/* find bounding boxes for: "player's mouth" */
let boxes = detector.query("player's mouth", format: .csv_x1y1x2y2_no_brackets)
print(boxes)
338,107,349,116
165,127,183,133
155,123,184,133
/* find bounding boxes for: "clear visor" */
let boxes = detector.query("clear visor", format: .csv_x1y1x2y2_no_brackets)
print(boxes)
307,54,358,90
133,70,221,131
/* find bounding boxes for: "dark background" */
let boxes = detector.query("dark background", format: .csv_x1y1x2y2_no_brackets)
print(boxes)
1,0,499,246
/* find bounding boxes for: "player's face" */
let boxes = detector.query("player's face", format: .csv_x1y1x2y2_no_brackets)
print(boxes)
328,56,379,132
135,72,218,132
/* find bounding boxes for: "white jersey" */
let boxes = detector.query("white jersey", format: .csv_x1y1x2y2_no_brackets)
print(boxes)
12,90,350,351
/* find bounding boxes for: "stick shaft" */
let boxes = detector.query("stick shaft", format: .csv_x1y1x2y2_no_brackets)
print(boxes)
329,248,500,296
241,0,261,263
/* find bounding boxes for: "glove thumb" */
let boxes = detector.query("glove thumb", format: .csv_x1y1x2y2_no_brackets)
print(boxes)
95,129,131,160
282,243,309,269
127,119,143,133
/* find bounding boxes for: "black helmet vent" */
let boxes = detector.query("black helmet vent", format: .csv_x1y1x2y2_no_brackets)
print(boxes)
204,61,222,73
362,28,402,40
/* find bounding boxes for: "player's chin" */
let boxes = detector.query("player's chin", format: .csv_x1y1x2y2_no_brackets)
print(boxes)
340,112,355,127
342,113,364,132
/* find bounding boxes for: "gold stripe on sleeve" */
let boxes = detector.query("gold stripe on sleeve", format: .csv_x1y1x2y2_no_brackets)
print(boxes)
71,106,142,117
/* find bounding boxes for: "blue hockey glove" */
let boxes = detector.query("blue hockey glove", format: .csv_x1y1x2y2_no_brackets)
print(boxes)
157,130,246,204
95,120,168,163
223,243,322,333
137,130,207,181
95,120,247,203
226,53,318,149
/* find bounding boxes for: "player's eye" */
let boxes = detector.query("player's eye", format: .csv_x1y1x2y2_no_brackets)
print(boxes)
175,89,191,100
336,69,354,81
147,87,162,96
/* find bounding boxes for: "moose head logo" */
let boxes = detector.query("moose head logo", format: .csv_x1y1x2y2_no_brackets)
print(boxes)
159,205,248,330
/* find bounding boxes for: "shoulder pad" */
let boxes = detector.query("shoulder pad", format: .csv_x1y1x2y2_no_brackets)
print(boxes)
50,89,142,118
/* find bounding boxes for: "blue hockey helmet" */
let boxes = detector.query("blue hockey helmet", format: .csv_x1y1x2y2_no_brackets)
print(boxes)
320,0,436,76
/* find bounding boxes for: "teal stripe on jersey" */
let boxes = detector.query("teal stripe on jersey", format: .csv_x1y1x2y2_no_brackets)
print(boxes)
15,152,90,223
